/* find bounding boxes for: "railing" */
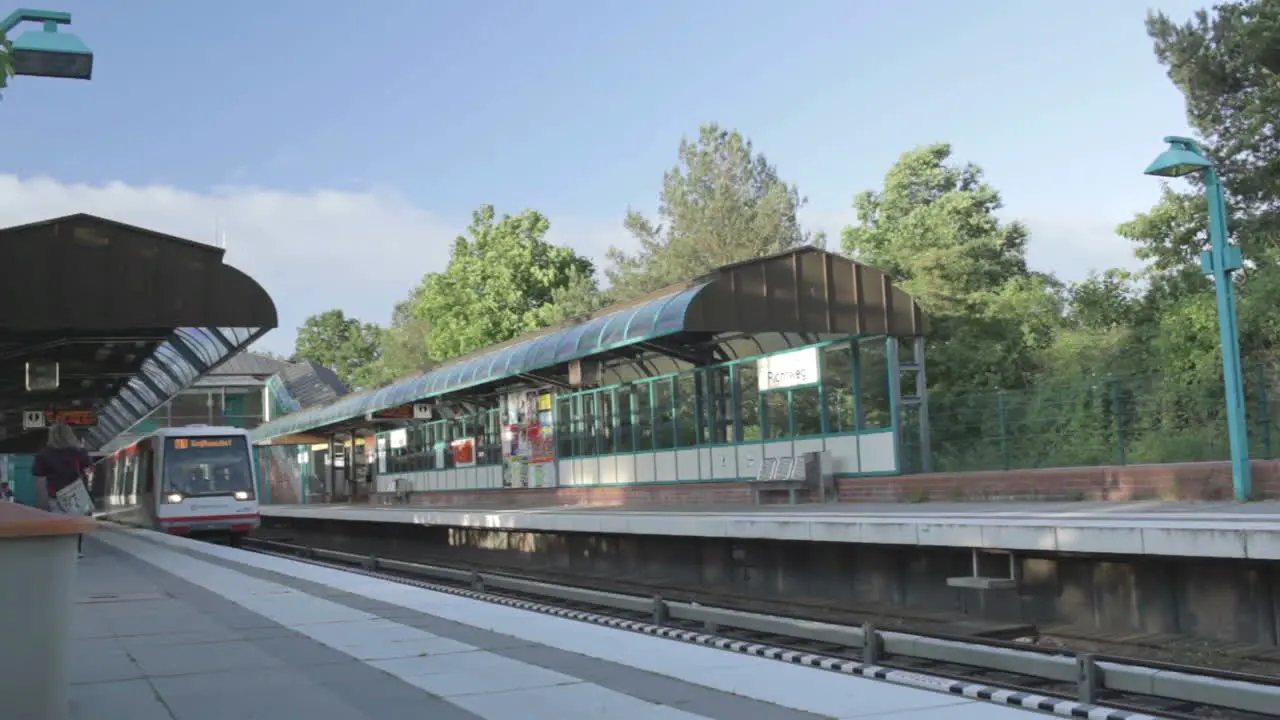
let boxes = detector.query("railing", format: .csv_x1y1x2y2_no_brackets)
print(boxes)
906,364,1280,474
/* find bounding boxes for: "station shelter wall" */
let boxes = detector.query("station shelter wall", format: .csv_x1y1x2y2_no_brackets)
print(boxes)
256,335,903,500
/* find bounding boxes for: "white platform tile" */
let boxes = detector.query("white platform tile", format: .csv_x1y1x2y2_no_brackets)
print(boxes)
132,529,1050,719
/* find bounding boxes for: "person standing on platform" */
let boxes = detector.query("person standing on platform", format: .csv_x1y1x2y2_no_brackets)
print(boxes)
32,421,93,558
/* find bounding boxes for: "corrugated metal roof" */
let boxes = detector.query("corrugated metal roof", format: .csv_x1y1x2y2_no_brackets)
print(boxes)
274,360,349,411
213,351,291,377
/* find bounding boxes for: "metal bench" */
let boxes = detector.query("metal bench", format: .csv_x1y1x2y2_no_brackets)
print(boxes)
750,450,835,505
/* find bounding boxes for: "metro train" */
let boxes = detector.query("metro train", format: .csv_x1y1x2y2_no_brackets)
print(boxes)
95,426,261,543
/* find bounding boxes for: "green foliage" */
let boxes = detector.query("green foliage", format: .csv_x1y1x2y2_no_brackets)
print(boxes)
359,298,434,387
413,204,596,361
292,309,384,390
0,31,12,92
606,123,820,299
842,143,1060,397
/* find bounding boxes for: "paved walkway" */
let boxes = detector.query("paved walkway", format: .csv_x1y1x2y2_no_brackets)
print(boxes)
70,530,1046,719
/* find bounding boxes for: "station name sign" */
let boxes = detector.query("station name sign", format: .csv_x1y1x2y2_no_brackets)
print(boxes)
757,347,820,392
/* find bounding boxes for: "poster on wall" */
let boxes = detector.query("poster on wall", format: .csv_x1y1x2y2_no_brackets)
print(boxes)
530,424,556,464
452,437,476,467
505,456,528,488
529,461,558,488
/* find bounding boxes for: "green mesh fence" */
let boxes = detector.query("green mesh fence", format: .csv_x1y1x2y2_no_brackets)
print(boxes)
901,365,1276,474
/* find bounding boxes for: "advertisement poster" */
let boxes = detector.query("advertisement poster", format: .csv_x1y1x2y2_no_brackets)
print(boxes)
505,456,528,488
451,437,476,467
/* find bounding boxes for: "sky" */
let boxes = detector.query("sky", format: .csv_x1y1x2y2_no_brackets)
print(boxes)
0,0,1205,353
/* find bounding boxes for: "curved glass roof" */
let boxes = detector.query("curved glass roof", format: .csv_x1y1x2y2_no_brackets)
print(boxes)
86,326,269,448
251,283,710,442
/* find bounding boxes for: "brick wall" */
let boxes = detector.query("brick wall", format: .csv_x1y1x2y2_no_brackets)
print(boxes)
358,459,1280,508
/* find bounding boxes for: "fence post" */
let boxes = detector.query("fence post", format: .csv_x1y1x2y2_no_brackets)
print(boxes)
1257,365,1272,459
997,391,1010,470
1110,377,1127,466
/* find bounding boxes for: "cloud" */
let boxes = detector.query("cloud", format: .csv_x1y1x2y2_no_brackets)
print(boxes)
0,175,630,353
0,175,1148,354
800,206,1148,283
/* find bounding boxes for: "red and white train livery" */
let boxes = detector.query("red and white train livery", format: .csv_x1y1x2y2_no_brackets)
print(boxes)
95,426,260,542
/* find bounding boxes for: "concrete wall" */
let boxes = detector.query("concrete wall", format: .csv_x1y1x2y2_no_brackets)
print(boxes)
371,429,897,494
264,517,1280,648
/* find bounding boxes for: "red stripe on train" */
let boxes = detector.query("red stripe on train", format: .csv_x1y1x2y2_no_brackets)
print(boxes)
159,513,261,524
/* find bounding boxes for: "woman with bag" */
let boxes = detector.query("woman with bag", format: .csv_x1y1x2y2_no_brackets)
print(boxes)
32,421,93,558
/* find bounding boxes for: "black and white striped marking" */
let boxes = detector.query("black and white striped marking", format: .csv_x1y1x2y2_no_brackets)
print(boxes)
259,548,1163,720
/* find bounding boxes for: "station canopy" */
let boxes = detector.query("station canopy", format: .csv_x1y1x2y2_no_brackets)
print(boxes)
0,214,278,453
251,246,925,443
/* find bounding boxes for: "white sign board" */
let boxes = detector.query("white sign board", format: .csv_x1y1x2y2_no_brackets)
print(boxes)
757,347,819,392
412,403,432,420
22,410,47,430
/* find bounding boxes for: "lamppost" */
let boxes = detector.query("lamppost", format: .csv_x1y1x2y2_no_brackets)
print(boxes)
1144,136,1252,502
1,8,93,82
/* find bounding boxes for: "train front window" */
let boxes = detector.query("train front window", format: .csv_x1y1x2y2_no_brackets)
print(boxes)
163,436,253,498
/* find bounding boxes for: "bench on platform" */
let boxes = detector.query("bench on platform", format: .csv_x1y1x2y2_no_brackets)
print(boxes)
749,450,835,505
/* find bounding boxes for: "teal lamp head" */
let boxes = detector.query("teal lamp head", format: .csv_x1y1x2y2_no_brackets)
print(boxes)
10,26,93,80
0,10,93,80
1144,136,1212,178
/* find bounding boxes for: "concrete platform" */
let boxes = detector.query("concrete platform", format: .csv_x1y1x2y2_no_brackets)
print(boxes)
259,500,1280,560
73,528,1061,720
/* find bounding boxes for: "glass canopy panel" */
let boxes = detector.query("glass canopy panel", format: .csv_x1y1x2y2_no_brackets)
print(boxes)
595,310,634,350
573,315,613,354
651,285,703,336
552,324,592,362
140,363,179,395
175,328,224,366
122,382,156,408
503,341,537,377
620,303,664,344
527,334,561,370
216,327,256,345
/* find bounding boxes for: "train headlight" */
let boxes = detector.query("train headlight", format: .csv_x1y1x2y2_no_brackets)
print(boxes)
233,491,250,501
165,493,184,504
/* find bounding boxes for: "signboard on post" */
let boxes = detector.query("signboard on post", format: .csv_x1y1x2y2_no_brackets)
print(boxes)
23,409,97,429
49,410,97,427
756,347,820,392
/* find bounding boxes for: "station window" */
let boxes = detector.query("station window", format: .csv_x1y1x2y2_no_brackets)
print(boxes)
857,337,891,429
556,397,573,458
599,390,615,453
763,392,789,438
634,381,654,451
616,388,634,452
675,373,699,448
735,364,761,441
791,386,823,437
653,378,675,450
822,342,855,433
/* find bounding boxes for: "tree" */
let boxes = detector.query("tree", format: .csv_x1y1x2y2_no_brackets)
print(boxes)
605,124,821,299
412,204,596,361
360,298,435,387
0,30,11,94
841,143,1060,395
292,309,383,389
1146,1,1280,263
530,267,610,327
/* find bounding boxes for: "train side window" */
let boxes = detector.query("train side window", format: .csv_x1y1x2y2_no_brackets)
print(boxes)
142,451,154,493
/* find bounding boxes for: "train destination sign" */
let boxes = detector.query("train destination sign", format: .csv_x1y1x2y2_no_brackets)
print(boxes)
173,438,236,450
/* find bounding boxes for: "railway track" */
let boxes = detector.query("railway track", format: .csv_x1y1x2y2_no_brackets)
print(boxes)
240,536,1280,720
